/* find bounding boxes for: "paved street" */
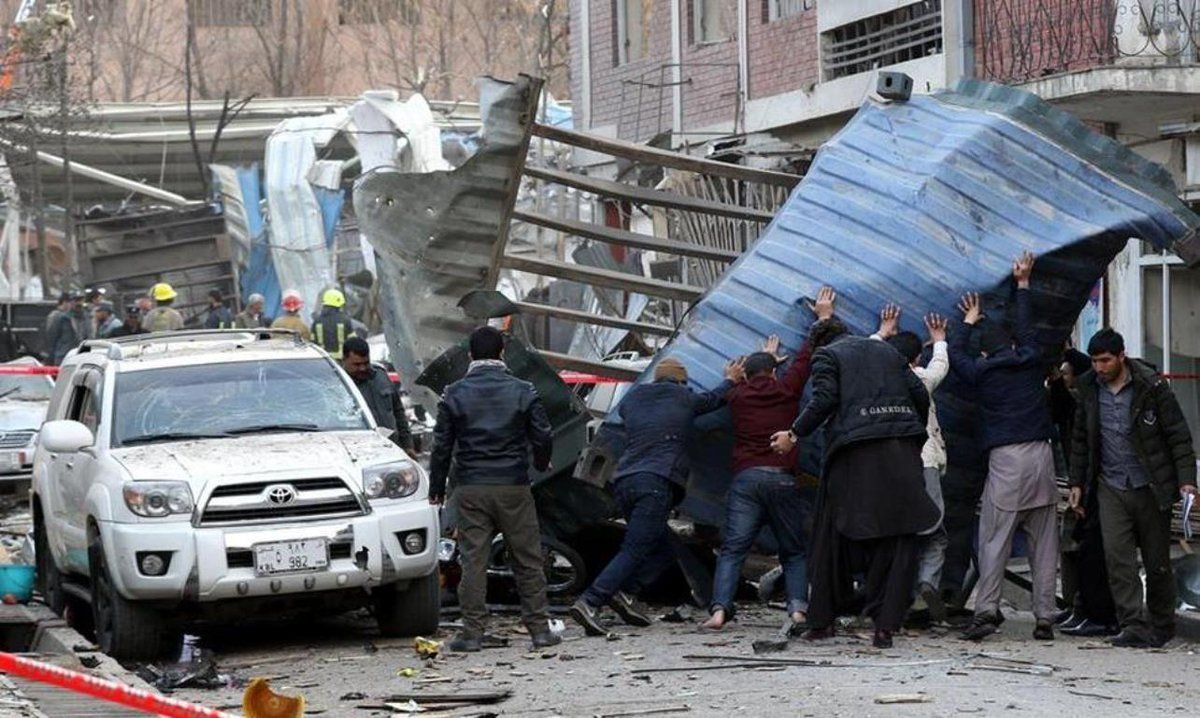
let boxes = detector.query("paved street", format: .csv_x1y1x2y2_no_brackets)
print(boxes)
170,605,1200,717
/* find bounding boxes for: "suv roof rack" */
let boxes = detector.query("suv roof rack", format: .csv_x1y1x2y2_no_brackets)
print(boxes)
78,329,305,361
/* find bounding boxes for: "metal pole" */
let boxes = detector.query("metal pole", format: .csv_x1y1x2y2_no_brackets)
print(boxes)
1162,249,1171,378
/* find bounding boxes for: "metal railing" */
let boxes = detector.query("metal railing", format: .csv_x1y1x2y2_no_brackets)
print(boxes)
976,0,1200,85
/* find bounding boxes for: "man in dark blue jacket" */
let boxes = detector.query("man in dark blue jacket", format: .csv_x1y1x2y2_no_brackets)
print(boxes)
429,326,557,652
949,252,1059,642
570,356,744,636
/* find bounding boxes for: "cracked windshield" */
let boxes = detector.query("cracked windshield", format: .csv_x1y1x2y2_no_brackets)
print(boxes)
112,359,368,446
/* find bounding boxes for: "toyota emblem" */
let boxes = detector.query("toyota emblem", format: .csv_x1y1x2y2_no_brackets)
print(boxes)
264,484,297,505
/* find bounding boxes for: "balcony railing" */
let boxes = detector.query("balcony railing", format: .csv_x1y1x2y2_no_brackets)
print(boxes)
976,0,1200,85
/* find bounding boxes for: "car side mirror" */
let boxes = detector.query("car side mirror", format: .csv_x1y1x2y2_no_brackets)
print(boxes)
40,420,95,454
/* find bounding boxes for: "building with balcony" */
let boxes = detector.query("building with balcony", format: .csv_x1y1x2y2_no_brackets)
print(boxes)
570,0,1200,443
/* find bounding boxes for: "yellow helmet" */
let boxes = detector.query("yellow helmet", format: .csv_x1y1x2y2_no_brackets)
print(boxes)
321,288,346,308
151,282,177,302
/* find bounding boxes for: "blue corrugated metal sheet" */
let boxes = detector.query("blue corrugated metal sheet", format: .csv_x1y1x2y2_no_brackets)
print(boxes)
605,79,1200,527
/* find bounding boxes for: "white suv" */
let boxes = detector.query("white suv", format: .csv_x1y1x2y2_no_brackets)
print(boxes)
31,330,440,660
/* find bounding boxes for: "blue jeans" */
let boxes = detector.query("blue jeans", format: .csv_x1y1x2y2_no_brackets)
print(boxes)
710,468,811,617
583,472,676,608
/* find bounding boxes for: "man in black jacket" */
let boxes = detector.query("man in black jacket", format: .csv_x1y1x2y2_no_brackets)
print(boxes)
570,355,744,637
949,252,1059,642
1068,328,1196,648
341,337,413,452
771,317,935,649
428,326,557,652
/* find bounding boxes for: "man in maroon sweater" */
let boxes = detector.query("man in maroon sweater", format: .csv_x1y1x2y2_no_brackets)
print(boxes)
702,287,834,630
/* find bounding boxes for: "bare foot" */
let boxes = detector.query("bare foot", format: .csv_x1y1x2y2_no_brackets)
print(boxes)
701,609,727,630
791,611,807,625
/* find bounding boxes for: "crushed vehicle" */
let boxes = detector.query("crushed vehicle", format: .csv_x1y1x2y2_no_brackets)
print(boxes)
0,357,55,485
31,329,440,660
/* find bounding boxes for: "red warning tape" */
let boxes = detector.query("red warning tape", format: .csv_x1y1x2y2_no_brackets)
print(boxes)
0,652,237,717
0,365,58,376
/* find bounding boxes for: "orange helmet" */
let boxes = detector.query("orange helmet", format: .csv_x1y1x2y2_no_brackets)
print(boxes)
281,289,303,312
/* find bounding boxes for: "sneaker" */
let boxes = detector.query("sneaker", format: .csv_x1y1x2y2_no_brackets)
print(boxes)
1033,620,1054,641
918,583,947,625
609,591,653,627
1109,630,1152,648
1060,619,1118,638
569,598,608,637
1051,608,1074,625
531,631,563,649
447,632,482,652
1057,613,1085,631
1148,630,1175,649
960,616,999,642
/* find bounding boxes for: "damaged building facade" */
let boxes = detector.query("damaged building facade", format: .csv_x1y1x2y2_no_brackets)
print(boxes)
570,0,1200,448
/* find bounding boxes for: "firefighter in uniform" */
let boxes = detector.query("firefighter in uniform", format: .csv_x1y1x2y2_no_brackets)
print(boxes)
312,288,357,359
143,283,185,333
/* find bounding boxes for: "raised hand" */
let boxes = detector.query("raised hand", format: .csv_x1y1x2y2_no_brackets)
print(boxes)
763,334,787,362
1013,251,1035,288
877,303,901,338
812,286,836,321
725,357,747,383
958,293,983,326
924,313,948,343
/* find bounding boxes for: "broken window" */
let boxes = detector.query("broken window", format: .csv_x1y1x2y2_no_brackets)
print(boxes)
189,0,272,27
691,0,730,44
337,0,417,25
821,0,943,81
764,0,811,23
616,0,655,64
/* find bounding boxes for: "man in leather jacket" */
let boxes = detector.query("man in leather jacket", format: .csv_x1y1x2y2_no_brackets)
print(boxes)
428,326,558,652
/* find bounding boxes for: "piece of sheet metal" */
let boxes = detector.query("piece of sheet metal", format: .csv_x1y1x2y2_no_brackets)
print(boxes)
353,75,541,400
594,78,1200,526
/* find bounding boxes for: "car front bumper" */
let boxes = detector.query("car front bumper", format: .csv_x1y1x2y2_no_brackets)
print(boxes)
98,499,439,602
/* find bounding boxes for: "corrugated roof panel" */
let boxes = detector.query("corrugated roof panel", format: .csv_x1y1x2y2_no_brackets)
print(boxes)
607,79,1200,525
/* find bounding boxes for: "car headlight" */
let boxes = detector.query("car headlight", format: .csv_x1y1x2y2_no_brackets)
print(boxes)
123,482,194,518
362,462,421,500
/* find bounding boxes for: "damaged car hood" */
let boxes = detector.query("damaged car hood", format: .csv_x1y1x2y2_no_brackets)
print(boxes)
602,79,1200,526
110,432,404,484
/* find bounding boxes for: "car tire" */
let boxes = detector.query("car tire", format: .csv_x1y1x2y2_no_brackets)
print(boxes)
374,570,440,637
33,509,65,615
88,536,179,661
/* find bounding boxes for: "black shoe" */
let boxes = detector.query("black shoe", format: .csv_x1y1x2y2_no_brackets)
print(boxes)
531,631,562,649
1033,620,1054,641
1051,608,1075,626
872,629,894,649
1149,631,1175,648
570,599,608,637
960,616,999,642
480,633,509,649
1109,630,1153,648
609,591,653,627
1057,613,1085,631
1060,619,1119,638
803,625,836,641
918,583,947,625
447,632,482,652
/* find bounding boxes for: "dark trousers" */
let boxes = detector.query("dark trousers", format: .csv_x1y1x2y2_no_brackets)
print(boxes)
455,485,549,636
807,502,921,633
1062,492,1117,624
710,467,811,617
1097,482,1176,638
583,472,675,608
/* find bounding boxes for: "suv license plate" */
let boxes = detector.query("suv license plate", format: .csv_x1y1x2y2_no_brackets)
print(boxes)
253,539,329,577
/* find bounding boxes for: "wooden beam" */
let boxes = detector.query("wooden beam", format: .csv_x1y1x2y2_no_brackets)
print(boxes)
523,166,775,223
485,75,544,288
513,300,676,336
500,254,704,302
530,122,801,188
512,210,740,263
539,350,643,382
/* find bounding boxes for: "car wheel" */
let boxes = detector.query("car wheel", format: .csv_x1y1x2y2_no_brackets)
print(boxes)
540,536,587,598
33,509,64,615
374,570,440,637
88,536,179,661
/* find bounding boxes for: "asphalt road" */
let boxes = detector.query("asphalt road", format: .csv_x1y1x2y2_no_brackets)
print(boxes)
170,604,1200,717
